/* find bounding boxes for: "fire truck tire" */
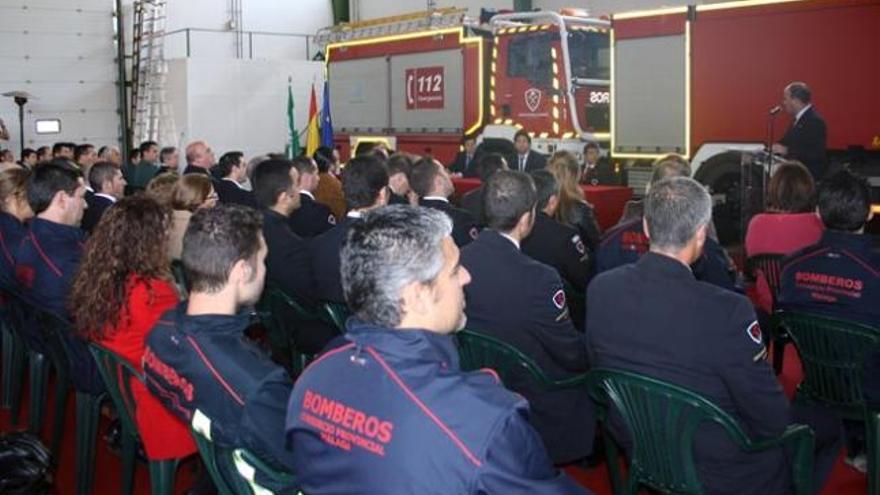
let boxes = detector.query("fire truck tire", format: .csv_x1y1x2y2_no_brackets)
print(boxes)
693,152,761,247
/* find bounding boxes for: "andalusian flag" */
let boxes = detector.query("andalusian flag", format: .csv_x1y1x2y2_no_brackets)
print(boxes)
287,77,300,159
305,83,320,157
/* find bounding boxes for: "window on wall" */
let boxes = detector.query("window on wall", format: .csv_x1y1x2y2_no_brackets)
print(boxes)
506,33,553,87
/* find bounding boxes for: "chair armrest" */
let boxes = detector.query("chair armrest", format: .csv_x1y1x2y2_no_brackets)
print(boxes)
747,424,815,495
548,371,591,390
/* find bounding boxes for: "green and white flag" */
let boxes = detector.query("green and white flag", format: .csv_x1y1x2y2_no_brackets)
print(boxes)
287,77,301,159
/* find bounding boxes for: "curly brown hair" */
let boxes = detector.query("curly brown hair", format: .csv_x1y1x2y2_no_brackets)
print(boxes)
68,195,172,340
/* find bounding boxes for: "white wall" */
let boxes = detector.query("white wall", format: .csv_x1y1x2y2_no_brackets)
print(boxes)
353,0,514,21
168,58,325,159
0,0,119,155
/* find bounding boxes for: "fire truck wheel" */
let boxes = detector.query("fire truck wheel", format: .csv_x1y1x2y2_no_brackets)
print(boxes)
694,152,762,248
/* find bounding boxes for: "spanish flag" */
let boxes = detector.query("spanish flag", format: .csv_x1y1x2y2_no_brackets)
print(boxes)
306,83,320,157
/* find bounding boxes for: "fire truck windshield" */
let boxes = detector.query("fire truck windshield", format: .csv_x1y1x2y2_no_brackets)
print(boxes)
568,30,610,81
506,33,554,87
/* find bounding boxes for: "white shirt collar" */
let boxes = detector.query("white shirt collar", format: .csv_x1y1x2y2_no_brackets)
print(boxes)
347,211,364,219
222,177,244,189
423,196,449,203
301,190,315,200
500,232,520,250
95,193,117,203
85,185,94,193
795,104,812,123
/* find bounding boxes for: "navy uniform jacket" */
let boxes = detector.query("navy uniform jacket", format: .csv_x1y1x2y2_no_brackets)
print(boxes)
0,212,27,290
521,212,591,292
587,252,793,494
778,230,879,326
596,218,736,291
779,107,827,181
309,214,361,303
143,304,294,480
289,192,336,238
420,198,479,248
286,320,589,495
215,178,257,208
81,193,113,234
448,151,482,178
460,230,594,463
14,218,103,394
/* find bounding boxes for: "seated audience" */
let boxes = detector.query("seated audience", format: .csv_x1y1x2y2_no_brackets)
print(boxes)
546,151,601,250
288,156,336,237
97,145,122,167
20,148,38,169
73,144,97,179
310,155,388,303
168,174,217,260
460,170,592,464
15,163,103,393
460,152,507,225
410,157,479,247
143,205,295,487
522,170,591,293
214,151,256,208
287,205,589,494
0,168,33,288
36,146,52,163
386,153,417,205
579,141,616,185
68,196,196,462
124,141,160,191
52,142,74,160
448,135,482,177
746,161,823,314
598,158,737,291
587,176,841,495
159,146,179,174
313,147,346,218
81,162,126,234
144,172,179,208
183,140,216,176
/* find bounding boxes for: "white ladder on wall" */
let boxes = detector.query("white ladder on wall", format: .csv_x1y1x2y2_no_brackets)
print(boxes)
131,0,176,147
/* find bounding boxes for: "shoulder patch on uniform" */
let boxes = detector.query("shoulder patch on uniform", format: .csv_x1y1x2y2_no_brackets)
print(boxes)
328,214,336,225
552,289,566,310
746,321,763,345
571,235,586,255
469,226,479,240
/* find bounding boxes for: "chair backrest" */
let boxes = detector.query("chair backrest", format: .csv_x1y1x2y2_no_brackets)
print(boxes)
321,301,351,332
456,330,559,390
745,253,784,305
587,368,760,495
256,285,327,374
776,311,880,417
190,411,237,495
87,344,142,439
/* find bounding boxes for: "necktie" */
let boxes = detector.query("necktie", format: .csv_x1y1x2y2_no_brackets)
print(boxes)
519,155,525,171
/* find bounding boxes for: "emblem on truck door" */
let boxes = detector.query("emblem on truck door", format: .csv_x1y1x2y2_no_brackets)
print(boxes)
525,88,542,113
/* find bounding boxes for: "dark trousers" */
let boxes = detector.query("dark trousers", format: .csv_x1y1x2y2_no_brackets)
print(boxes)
791,403,844,494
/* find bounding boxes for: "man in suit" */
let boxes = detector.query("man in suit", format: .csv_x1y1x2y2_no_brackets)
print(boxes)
510,129,546,173
460,152,507,226
448,135,481,177
460,170,593,464
183,140,215,176
410,157,479,247
310,155,389,303
124,141,161,192
289,156,336,238
772,82,827,181
214,151,257,208
81,162,126,234
587,176,841,495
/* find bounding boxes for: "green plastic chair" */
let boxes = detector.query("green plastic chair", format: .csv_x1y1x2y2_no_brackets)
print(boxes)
745,253,788,374
775,311,880,494
89,344,183,495
255,285,326,375
587,368,815,495
190,409,299,495
455,330,589,391
321,301,351,332
0,293,27,426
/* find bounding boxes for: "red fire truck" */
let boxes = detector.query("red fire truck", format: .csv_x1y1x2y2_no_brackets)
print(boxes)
319,8,611,164
610,0,880,242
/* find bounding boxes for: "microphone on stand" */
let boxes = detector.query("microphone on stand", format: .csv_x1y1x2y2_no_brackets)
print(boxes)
769,105,782,115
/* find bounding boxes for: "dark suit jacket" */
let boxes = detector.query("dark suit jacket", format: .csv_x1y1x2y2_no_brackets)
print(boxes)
509,151,547,173
262,210,312,300
448,151,482,178
460,187,485,226
460,230,594,463
522,213,592,292
81,194,114,234
183,165,212,176
580,160,618,186
289,193,336,238
215,178,257,208
309,215,360,303
420,198,479,247
779,106,827,180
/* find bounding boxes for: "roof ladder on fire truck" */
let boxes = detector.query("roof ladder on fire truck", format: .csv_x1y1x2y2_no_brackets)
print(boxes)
130,0,176,147
314,8,470,48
